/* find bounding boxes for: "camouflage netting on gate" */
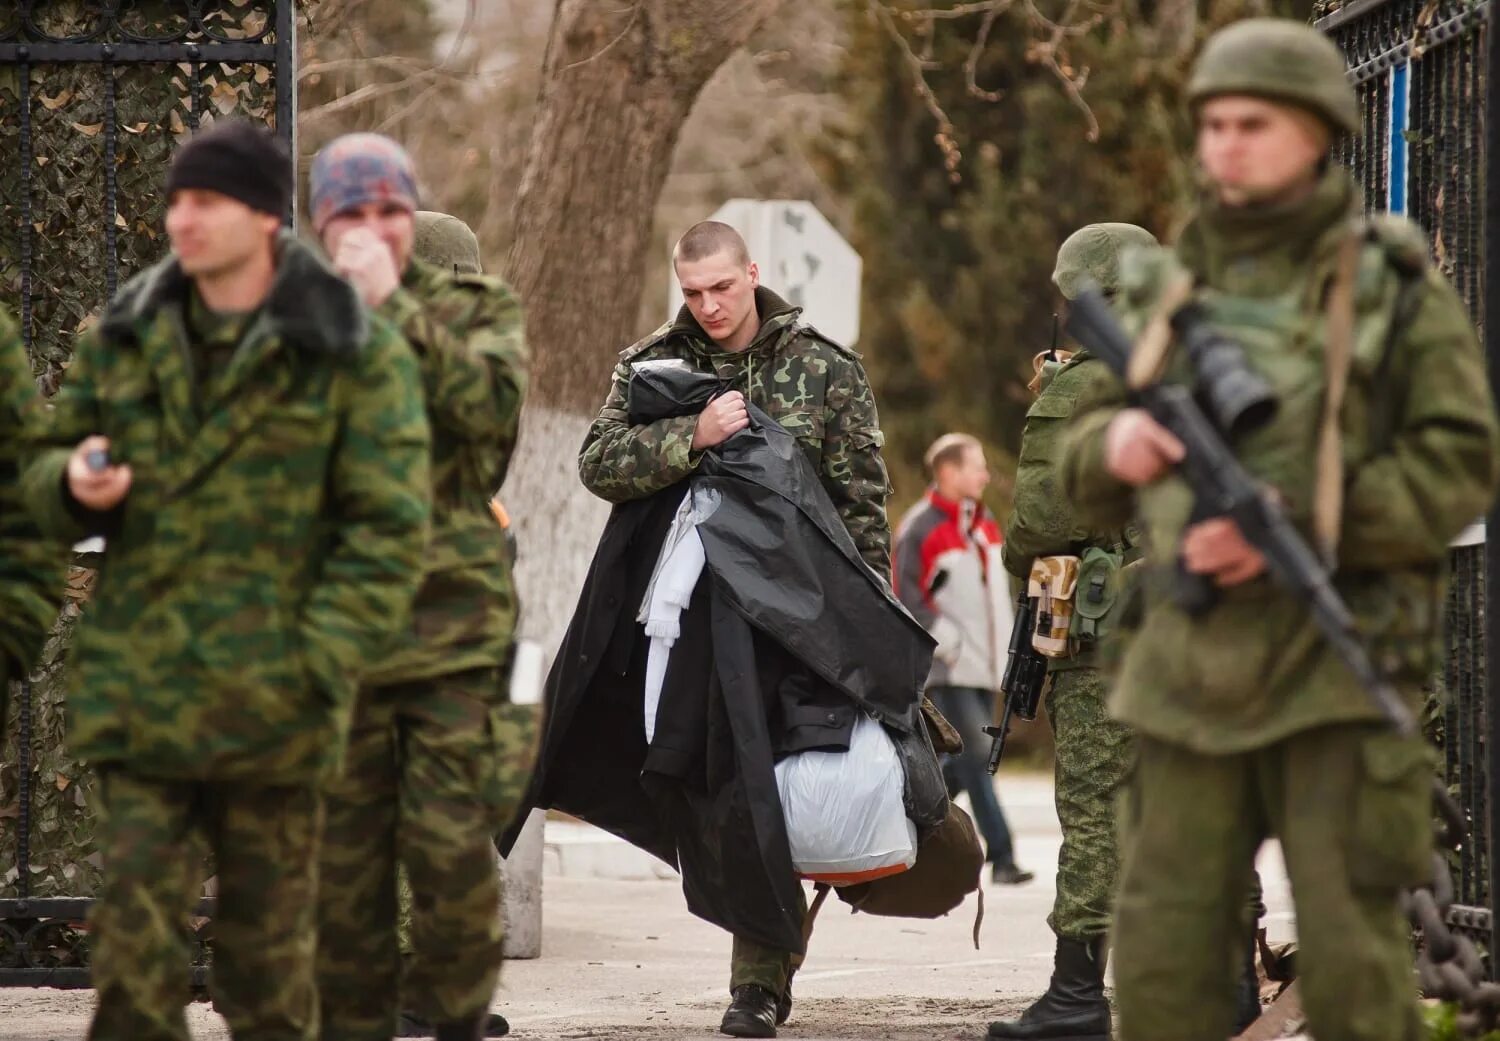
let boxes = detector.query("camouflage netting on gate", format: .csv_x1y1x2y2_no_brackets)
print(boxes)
0,0,285,903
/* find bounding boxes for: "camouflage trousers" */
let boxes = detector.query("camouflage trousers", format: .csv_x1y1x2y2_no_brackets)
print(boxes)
1045,668,1265,941
1114,725,1430,1041
729,885,809,996
1045,667,1134,940
87,769,322,1041
316,668,510,1040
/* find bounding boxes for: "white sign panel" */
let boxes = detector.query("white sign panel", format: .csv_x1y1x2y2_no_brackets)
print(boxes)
668,199,863,346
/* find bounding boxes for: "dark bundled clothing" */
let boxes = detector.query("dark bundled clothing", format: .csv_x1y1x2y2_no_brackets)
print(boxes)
501,364,938,952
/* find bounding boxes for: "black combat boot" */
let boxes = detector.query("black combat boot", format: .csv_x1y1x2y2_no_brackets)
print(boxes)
721,983,779,1038
432,1013,489,1041
987,936,1110,1040
399,1010,510,1037
1232,937,1262,1035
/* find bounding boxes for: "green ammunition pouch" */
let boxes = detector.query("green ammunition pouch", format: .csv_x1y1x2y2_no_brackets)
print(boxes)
1071,546,1124,655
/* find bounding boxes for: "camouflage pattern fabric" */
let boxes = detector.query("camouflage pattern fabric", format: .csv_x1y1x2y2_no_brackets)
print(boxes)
578,286,893,576
1115,726,1430,1041
21,233,432,783
1044,668,1132,940
318,668,529,1036
1003,350,1127,672
87,770,322,1041
1061,165,1500,754
0,315,74,906
0,310,65,728
362,256,528,688
583,286,892,984
730,884,809,995
1061,119,1497,1041
0,566,103,904
318,220,531,1034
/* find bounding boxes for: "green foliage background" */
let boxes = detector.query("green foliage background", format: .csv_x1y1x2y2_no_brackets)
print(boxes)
824,0,1313,515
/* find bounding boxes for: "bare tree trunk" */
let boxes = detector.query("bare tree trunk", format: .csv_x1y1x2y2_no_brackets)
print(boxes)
501,0,786,656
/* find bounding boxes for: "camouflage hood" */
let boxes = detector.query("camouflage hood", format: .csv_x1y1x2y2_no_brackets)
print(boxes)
100,231,368,356
1176,164,1358,286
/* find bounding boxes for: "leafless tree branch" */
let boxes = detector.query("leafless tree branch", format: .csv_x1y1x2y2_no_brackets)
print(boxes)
867,0,963,182
872,0,1119,170
964,4,1007,102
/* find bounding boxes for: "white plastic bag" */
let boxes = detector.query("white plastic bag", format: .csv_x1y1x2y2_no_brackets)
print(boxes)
773,712,918,884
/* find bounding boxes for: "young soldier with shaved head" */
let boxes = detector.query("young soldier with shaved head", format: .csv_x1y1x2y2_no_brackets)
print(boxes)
579,220,892,1038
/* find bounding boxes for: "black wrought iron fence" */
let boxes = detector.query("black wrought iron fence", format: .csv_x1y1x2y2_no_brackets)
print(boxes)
0,0,295,989
1317,0,1500,973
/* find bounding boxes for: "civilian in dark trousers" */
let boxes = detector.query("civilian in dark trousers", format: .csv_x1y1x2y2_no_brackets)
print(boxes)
894,434,1033,885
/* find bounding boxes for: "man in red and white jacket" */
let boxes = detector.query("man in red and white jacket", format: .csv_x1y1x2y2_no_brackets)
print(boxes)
894,433,1032,885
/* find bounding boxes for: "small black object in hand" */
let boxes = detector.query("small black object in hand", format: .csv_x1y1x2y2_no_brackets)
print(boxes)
85,449,111,473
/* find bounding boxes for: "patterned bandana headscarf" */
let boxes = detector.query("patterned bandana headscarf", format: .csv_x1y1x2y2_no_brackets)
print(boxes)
308,132,419,231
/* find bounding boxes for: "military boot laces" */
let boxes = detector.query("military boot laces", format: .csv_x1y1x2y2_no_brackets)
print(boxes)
987,937,1111,1041
721,983,780,1038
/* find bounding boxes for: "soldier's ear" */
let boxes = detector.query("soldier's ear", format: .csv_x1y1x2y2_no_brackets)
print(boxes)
748,261,759,288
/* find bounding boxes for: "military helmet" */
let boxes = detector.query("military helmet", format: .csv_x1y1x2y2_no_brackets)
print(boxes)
1052,223,1159,300
413,210,483,275
1187,18,1358,137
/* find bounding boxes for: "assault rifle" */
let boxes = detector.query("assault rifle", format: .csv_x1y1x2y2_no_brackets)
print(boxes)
1064,284,1416,737
984,591,1049,774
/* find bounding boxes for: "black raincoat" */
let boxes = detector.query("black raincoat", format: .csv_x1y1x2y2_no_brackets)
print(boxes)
500,364,938,952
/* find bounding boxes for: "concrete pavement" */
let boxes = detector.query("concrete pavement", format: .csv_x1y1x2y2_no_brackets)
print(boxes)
0,772,1296,1040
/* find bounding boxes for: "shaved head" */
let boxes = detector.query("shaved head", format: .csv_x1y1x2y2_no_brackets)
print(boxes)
673,221,750,269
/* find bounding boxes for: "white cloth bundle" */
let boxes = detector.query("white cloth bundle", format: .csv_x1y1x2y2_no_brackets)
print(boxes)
638,488,716,742
774,712,918,884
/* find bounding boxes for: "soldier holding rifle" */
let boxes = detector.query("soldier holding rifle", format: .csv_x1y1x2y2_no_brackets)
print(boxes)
1060,19,1500,1041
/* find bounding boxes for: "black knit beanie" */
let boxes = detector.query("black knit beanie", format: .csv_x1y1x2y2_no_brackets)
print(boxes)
166,120,293,217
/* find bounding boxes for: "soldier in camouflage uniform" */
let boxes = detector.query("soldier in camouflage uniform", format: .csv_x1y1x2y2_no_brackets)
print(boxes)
990,223,1156,1041
1060,20,1500,1041
21,120,432,1041
308,137,529,1041
0,308,64,730
579,220,891,1039
995,226,1269,1041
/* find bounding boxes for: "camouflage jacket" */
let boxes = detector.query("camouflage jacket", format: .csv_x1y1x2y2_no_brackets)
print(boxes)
579,288,893,576
0,311,66,716
1002,349,1126,671
1060,167,1500,753
22,235,431,783
361,258,529,688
